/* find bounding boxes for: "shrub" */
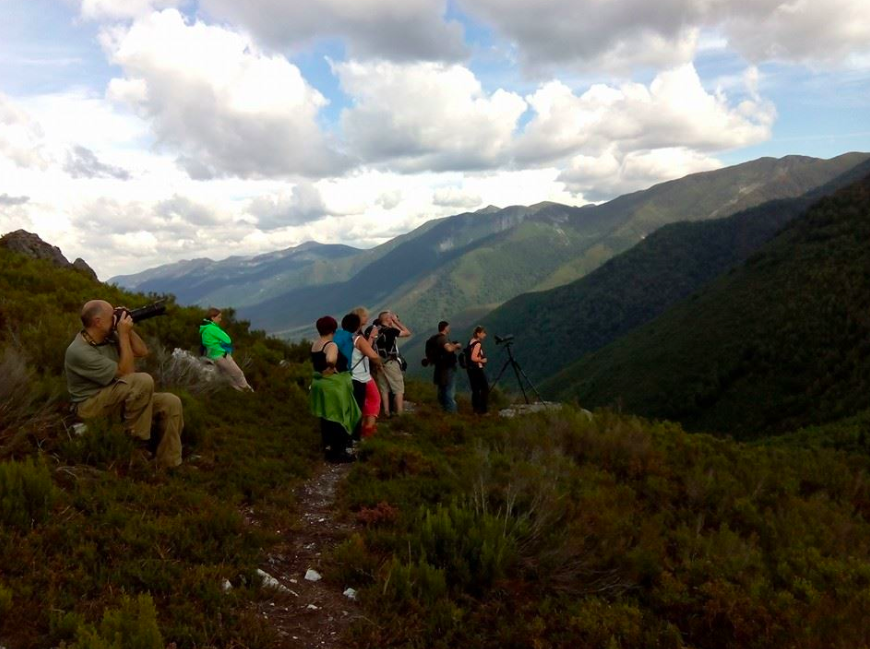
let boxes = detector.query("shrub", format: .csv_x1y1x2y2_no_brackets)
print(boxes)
72,594,163,649
0,346,61,456
0,583,12,621
58,419,136,469
0,456,56,530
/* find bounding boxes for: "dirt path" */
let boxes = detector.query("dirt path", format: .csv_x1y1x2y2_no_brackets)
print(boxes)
252,462,363,648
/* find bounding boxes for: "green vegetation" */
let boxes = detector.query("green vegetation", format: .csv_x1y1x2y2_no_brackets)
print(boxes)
231,154,864,349
332,405,870,648
482,157,870,386
0,247,318,648
546,168,870,437
480,195,812,384
6,151,870,649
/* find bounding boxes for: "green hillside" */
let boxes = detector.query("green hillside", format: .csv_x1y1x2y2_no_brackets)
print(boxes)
478,158,870,386
545,167,870,436
5,236,870,648
240,202,590,335
332,407,870,649
377,154,870,372
531,152,870,292
0,244,321,648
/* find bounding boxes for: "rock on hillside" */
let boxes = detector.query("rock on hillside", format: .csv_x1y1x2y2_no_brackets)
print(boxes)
0,230,98,281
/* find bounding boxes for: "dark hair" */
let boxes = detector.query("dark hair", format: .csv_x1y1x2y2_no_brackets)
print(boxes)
206,307,222,321
473,325,486,337
438,320,449,333
341,313,361,333
316,316,338,335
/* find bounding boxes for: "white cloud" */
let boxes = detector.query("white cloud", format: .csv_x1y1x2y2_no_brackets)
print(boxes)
559,147,723,200
248,183,331,230
0,194,30,206
513,64,775,186
718,0,870,65
432,187,482,209
79,0,182,20
375,190,402,210
64,145,131,180
459,0,870,71
102,9,349,180
336,60,527,173
156,194,221,226
201,0,465,62
0,94,49,169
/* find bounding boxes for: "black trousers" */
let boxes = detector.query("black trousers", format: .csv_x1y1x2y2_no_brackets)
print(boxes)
320,418,350,460
467,366,489,414
352,379,366,441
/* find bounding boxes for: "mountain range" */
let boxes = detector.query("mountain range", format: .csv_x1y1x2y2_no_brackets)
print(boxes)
112,153,870,352
476,155,870,386
544,162,870,437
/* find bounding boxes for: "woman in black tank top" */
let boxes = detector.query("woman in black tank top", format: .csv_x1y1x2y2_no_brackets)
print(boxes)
310,316,355,463
311,322,339,374
311,342,337,373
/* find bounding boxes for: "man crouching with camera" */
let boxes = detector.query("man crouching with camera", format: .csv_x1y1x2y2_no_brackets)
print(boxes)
64,300,183,469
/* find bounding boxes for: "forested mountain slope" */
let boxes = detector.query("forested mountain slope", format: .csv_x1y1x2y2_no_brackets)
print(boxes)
479,158,870,385
544,167,870,437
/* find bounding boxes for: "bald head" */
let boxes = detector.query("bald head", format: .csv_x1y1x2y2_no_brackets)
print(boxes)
81,300,113,328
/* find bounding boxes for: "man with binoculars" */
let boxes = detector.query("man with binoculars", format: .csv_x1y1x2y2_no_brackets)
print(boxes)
64,299,183,469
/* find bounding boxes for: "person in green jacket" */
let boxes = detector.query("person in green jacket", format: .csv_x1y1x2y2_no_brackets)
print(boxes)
200,308,253,392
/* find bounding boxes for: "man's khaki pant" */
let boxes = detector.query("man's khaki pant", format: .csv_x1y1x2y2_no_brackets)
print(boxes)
214,354,252,391
76,373,183,468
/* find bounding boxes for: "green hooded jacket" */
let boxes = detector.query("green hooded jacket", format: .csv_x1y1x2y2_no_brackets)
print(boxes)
199,319,233,359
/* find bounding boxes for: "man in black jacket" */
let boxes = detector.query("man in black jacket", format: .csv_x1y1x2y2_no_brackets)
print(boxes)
431,320,462,413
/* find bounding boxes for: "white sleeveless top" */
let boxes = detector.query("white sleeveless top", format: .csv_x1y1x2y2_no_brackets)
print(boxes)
351,335,372,382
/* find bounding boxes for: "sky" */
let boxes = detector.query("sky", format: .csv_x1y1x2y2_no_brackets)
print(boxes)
1,0,869,279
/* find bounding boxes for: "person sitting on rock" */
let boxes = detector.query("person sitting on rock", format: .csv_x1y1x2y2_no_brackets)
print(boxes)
200,307,254,391
64,300,183,469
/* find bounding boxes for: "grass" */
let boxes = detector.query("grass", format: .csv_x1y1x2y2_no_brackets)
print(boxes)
328,394,870,649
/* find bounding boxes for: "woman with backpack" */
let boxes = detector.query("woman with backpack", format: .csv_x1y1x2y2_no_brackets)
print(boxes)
466,326,489,415
341,312,382,439
200,307,253,391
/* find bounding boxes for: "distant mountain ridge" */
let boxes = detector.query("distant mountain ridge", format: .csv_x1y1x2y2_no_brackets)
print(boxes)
544,164,870,436
111,153,870,346
112,241,363,307
476,155,870,386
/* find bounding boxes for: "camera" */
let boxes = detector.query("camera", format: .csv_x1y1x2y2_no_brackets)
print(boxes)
495,334,514,345
113,300,167,329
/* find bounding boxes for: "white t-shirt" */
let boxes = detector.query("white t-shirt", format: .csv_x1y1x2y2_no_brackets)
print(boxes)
351,335,372,382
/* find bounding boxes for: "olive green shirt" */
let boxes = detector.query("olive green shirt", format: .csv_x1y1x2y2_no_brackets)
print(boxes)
65,333,119,402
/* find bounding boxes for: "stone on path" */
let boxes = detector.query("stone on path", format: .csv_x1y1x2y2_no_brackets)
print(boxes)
257,568,291,592
305,568,322,582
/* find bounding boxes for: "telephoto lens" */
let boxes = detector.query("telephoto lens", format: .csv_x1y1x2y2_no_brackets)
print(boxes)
129,301,167,323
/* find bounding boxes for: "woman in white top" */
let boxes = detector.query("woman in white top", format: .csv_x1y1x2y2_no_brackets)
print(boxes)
341,312,382,438
467,325,489,415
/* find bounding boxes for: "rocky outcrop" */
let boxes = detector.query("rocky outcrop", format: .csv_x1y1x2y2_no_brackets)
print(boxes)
0,229,69,266
0,229,99,281
72,257,98,281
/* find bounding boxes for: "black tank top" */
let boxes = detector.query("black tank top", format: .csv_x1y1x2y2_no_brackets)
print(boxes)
311,341,347,373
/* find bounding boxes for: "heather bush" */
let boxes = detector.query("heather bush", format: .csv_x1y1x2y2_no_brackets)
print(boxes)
71,594,163,649
336,403,870,649
0,456,56,531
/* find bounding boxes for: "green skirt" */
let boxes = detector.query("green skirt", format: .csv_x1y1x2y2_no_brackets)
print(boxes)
309,371,361,436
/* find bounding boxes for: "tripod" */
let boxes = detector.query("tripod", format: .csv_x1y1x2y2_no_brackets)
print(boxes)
490,341,542,405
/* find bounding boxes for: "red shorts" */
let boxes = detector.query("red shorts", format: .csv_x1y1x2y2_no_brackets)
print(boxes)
362,379,381,418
